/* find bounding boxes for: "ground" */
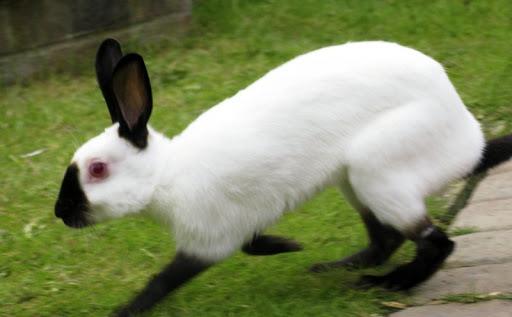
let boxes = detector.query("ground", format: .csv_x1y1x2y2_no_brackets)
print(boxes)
1,1,511,316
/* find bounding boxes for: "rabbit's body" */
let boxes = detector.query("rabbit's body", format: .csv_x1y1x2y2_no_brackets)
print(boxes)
147,41,484,260
56,40,508,316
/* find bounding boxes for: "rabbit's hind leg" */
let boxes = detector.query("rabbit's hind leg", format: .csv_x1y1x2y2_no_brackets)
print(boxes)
310,178,404,273
348,167,454,290
310,211,404,272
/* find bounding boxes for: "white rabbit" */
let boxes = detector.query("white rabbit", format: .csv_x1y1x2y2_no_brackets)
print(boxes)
55,39,511,316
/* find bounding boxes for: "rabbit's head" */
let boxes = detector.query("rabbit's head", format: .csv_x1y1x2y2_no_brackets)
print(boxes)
55,39,160,228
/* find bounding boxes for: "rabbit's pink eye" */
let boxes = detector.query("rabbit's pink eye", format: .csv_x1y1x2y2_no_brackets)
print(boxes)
88,162,108,179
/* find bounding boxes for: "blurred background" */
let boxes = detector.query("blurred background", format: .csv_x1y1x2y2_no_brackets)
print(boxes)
1,0,192,84
1,1,511,316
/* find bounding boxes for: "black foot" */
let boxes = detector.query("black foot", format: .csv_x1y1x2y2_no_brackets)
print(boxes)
310,217,404,273
359,226,455,290
111,252,211,316
358,268,422,291
242,234,303,255
310,246,388,272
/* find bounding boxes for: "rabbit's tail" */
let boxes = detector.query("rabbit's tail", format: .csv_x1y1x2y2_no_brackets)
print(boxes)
472,134,512,175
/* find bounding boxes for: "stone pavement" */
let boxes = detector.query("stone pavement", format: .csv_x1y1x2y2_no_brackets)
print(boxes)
389,161,512,317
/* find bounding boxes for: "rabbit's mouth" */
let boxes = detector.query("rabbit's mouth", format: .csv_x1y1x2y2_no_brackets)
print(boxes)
55,163,92,229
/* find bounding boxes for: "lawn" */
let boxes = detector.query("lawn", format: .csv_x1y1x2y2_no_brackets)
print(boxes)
1,0,511,316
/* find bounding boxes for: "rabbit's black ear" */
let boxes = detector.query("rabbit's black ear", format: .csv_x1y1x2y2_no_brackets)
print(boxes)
96,38,123,123
111,53,153,149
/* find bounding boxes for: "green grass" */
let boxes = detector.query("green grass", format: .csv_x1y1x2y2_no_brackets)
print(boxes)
450,226,479,236
1,0,512,316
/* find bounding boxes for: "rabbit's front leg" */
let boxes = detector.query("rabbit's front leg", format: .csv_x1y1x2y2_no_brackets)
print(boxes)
114,252,211,317
242,234,303,255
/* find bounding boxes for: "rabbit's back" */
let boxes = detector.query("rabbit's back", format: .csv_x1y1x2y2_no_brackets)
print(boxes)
173,41,474,186
163,41,483,260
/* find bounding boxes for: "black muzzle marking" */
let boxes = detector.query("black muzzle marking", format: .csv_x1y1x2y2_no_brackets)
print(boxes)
55,163,90,228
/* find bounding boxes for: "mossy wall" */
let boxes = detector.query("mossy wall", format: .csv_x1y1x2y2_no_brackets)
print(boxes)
0,0,191,84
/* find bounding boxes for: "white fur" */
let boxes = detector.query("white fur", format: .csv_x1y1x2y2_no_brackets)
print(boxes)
72,41,485,262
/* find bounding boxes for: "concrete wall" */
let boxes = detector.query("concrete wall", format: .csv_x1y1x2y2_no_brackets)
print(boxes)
0,0,192,84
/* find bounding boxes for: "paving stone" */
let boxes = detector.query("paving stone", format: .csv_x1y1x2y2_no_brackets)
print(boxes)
445,229,512,268
451,198,512,232
389,300,512,317
410,263,512,304
488,161,512,175
469,171,512,203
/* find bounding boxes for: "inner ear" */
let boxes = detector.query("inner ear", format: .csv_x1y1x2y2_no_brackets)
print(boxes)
112,53,153,148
